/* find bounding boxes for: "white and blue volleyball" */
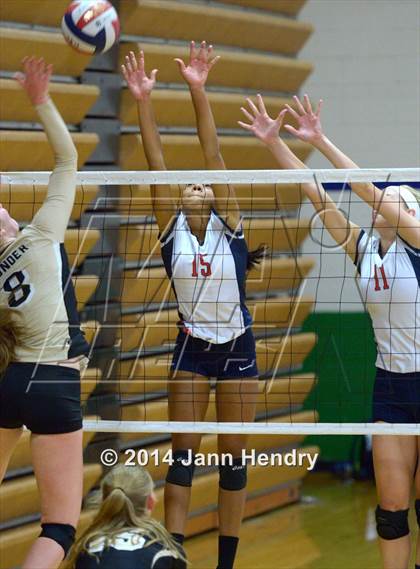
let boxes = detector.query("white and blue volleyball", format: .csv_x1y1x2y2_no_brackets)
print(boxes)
61,1,120,55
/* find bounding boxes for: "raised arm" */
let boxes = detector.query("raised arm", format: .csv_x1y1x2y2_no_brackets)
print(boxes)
175,41,241,230
15,57,77,242
284,95,420,249
122,50,175,235
239,95,360,261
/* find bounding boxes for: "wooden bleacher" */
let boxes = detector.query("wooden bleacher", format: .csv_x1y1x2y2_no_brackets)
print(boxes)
119,0,313,55
0,79,99,124
0,185,99,222
0,28,91,77
121,89,302,129
0,131,98,170
120,133,311,171
213,0,308,15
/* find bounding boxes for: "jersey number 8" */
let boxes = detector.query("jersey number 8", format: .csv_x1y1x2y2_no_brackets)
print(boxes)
4,270,33,308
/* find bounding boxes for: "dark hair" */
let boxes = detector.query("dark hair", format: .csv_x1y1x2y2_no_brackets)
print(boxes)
0,307,21,374
247,245,268,271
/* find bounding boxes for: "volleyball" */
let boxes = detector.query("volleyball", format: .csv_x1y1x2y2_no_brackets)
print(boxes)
61,0,120,55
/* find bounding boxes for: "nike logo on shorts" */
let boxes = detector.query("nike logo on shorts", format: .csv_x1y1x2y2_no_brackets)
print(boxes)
239,360,255,371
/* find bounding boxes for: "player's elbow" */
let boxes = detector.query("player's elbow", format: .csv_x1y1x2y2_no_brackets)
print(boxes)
56,147,78,170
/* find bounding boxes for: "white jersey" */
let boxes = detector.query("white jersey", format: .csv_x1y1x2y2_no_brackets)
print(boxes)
160,209,252,344
355,229,420,373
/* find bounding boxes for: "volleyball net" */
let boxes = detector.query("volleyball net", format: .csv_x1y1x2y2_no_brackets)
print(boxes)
2,167,419,436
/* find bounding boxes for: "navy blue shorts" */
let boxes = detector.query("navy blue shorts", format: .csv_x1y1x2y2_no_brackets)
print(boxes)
372,367,420,424
0,362,82,434
171,327,258,380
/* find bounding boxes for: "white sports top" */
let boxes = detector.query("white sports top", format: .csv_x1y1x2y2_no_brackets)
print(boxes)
355,229,420,373
160,209,252,344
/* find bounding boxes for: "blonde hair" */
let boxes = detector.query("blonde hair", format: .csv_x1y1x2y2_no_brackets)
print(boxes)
64,465,185,568
405,186,420,205
0,307,21,374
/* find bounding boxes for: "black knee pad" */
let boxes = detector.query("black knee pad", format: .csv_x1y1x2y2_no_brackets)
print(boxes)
375,506,409,540
166,450,196,487
415,499,420,527
219,457,247,491
40,523,76,556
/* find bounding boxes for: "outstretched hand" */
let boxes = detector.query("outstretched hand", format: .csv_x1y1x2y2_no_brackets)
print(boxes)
284,95,324,144
175,41,220,88
122,50,158,101
14,56,52,106
238,94,287,145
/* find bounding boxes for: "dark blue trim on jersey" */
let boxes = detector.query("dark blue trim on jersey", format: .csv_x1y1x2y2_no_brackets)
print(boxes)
323,181,420,191
226,230,252,329
60,244,90,358
353,228,366,274
399,234,420,255
405,247,420,287
159,210,181,244
64,13,106,53
212,208,243,237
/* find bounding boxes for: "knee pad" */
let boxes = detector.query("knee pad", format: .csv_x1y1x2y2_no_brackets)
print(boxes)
166,450,196,487
415,499,420,527
40,523,76,556
375,506,409,540
219,457,247,491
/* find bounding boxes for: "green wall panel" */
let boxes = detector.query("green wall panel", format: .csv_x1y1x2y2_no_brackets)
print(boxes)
301,312,376,463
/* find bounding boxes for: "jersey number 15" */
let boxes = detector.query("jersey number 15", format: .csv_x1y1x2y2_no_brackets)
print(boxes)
192,254,212,277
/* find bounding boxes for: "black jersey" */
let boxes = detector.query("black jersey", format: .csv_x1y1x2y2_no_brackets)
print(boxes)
75,530,186,569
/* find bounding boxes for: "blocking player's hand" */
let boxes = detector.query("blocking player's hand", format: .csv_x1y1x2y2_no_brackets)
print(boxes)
14,56,52,106
239,94,287,146
122,49,158,102
174,40,220,89
283,94,324,145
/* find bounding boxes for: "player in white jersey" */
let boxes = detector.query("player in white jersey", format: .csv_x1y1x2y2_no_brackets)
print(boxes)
122,42,260,569
65,465,186,569
0,58,89,568
239,94,420,569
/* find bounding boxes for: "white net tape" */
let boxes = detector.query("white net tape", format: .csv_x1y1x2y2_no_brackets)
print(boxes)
2,167,420,185
83,420,420,435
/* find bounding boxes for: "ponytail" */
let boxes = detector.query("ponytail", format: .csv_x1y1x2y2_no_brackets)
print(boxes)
0,308,20,375
247,245,268,271
64,465,186,568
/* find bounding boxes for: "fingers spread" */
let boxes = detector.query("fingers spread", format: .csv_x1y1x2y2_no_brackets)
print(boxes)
276,108,288,126
174,58,186,72
284,104,299,119
303,93,313,114
209,55,220,69
240,106,254,122
293,95,306,115
246,97,259,116
238,120,253,131
256,94,267,115
198,40,207,62
189,40,196,62
129,50,138,71
316,99,323,117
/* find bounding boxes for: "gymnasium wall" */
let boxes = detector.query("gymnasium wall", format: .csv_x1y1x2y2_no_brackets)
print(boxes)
298,0,420,462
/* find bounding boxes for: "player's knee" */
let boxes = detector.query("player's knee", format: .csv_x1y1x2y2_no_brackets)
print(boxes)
166,450,196,487
375,506,409,540
40,522,76,557
219,457,247,491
